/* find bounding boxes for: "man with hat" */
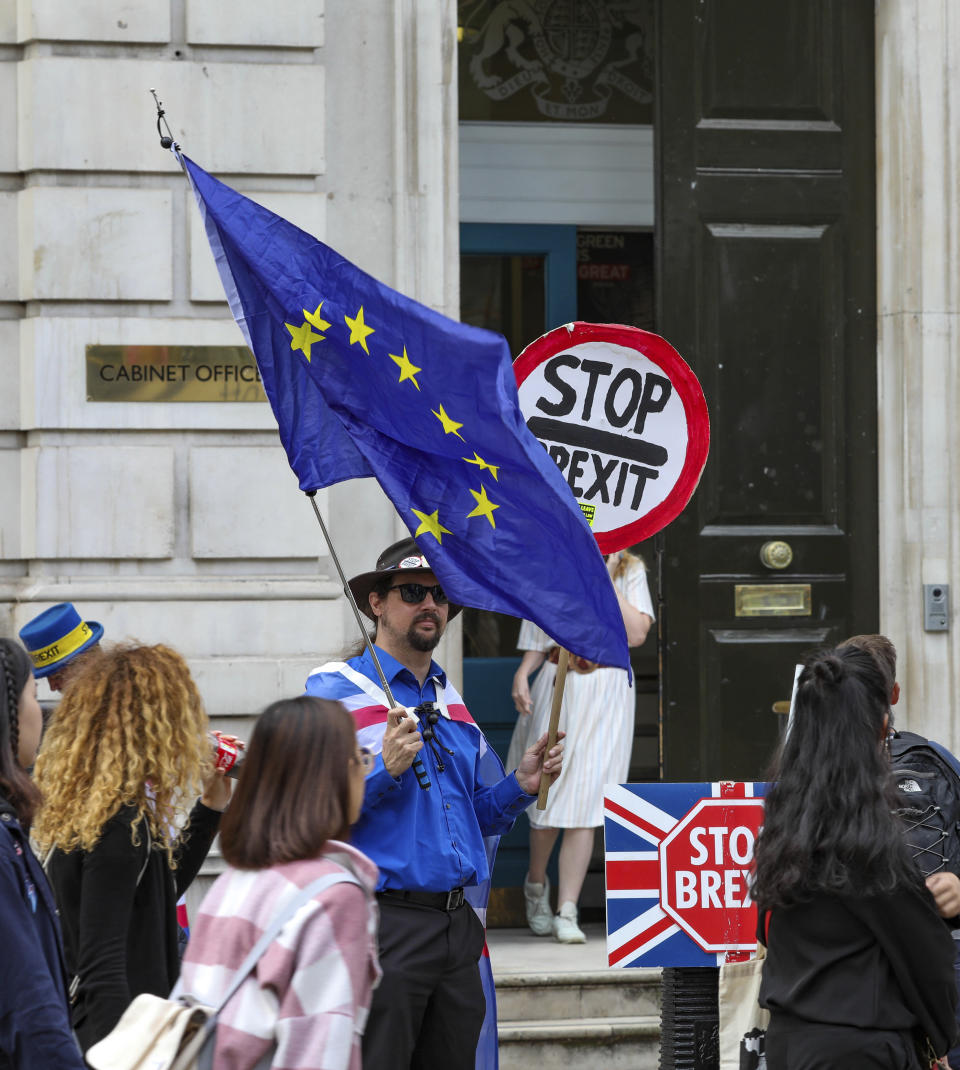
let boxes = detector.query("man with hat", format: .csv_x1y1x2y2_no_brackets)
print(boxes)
305,537,564,1069
19,603,104,693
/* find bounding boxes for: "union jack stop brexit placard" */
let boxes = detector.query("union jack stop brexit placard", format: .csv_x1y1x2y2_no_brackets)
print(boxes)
604,781,769,969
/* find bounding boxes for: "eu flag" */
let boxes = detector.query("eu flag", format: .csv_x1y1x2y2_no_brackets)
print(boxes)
183,154,630,672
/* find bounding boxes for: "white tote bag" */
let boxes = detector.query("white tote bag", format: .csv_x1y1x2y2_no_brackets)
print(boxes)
87,870,360,1070
718,943,770,1070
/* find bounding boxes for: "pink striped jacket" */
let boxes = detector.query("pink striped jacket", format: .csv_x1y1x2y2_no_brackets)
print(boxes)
176,842,381,1070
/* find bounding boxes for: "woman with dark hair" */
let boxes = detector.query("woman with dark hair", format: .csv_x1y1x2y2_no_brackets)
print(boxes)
753,645,958,1067
176,695,380,1070
0,638,85,1069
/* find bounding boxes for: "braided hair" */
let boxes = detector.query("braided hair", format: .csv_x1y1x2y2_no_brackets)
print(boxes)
752,645,920,910
0,639,42,825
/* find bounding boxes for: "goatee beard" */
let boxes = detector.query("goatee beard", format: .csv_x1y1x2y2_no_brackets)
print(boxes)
407,614,443,651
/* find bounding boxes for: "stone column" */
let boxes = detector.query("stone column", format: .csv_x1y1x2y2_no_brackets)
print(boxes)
876,1,960,746
325,0,462,683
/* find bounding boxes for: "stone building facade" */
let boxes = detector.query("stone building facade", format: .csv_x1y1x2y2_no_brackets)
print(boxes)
0,0,461,746
875,1,960,748
1,0,959,894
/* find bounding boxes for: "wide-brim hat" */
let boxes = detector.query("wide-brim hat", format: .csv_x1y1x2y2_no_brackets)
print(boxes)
348,538,462,621
19,602,104,678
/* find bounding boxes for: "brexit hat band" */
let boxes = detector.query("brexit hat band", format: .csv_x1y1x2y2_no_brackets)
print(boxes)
395,554,430,570
29,620,93,670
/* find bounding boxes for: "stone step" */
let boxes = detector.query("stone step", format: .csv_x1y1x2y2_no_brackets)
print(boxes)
489,926,663,1068
495,968,662,1021
497,1015,660,1070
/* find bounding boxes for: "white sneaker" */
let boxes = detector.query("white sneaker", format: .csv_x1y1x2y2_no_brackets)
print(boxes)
552,900,586,944
523,875,553,936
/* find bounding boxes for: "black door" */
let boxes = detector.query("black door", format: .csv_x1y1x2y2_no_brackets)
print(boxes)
656,0,878,780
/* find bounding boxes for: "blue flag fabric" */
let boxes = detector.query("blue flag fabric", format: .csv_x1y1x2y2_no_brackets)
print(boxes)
183,153,630,672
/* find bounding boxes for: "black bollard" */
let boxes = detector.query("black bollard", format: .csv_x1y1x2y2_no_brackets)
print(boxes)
659,966,719,1070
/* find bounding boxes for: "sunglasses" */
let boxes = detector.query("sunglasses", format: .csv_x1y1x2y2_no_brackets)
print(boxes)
387,582,449,606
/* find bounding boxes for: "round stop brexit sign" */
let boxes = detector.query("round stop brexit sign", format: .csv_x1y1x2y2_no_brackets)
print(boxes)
514,322,710,552
659,797,765,951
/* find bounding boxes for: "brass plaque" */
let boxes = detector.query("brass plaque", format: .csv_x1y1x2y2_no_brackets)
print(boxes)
734,584,812,618
86,346,267,403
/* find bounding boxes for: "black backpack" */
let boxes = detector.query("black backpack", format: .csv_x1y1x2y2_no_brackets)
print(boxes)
889,729,960,877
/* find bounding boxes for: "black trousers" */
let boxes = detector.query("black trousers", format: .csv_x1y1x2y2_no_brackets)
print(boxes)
362,896,487,1070
766,1016,922,1070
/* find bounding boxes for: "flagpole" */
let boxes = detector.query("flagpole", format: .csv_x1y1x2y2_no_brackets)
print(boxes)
304,493,399,704
305,492,432,791
150,93,431,788
149,88,181,154
536,647,568,810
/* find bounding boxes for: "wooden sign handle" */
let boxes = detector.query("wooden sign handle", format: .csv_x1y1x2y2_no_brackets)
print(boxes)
536,647,569,810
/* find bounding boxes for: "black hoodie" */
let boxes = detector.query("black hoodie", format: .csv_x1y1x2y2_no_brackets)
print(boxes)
0,794,84,1069
760,885,958,1059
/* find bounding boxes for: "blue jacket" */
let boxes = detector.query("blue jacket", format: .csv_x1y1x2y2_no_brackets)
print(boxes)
0,796,84,1070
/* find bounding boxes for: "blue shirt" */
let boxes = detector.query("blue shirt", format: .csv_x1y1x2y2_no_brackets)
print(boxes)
306,646,535,892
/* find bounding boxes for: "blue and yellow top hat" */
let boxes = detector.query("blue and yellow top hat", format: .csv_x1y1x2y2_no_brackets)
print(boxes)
19,603,104,678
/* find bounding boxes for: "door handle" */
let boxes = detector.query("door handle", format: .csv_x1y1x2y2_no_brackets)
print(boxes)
760,540,793,569
771,700,791,715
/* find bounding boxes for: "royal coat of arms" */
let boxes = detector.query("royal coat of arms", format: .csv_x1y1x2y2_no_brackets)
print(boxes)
460,0,653,123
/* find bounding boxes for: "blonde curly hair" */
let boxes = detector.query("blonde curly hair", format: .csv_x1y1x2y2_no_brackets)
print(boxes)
33,642,211,863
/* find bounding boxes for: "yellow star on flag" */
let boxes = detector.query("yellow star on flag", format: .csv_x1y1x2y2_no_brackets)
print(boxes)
389,347,422,390
463,452,500,481
412,508,453,543
432,403,464,440
285,319,324,362
345,306,375,354
466,485,500,528
303,302,332,333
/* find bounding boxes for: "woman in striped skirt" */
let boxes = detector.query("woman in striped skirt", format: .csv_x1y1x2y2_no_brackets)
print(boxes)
508,550,654,943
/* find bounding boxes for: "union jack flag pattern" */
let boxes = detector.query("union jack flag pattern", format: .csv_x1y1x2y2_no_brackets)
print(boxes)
604,781,769,969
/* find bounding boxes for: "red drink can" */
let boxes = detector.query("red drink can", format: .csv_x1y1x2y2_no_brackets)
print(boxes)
210,733,245,778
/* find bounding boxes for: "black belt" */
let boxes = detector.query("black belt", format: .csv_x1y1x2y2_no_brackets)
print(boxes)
379,887,465,911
